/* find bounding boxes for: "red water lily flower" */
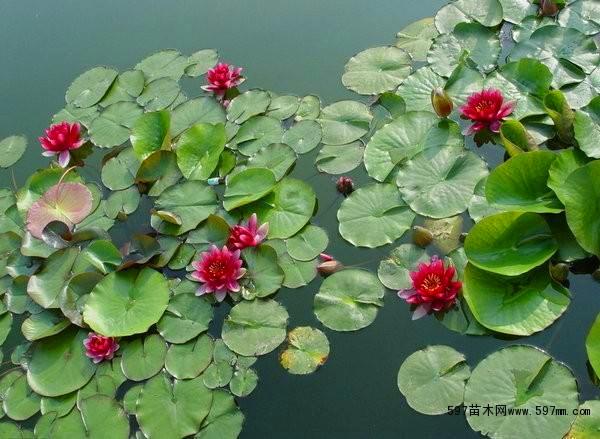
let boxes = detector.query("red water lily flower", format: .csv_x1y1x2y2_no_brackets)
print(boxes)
202,62,244,98
398,256,461,320
191,245,246,302
83,333,119,363
39,121,84,167
336,176,354,196
227,213,268,250
460,88,515,135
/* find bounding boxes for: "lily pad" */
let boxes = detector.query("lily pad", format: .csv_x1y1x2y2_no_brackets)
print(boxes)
3,373,40,421
485,151,563,213
315,141,364,174
88,102,143,148
176,123,225,180
314,269,384,331
285,225,329,262
170,97,225,137
574,96,600,159
135,49,189,81
121,334,167,381
365,112,463,182
156,293,212,344
279,326,330,375
66,67,117,108
395,17,439,62
397,345,470,415
101,147,141,191
464,212,558,276
83,267,170,337
282,120,322,154
396,67,446,113
78,394,129,439
342,46,412,95
196,390,244,439
0,135,27,168
462,264,570,336
317,101,372,145
21,309,70,341
227,90,270,124
378,244,429,290
246,143,296,180
397,147,487,219
136,372,213,439
465,345,578,439
232,116,283,156
165,335,213,379
338,184,415,248
130,110,171,161
242,245,284,298
266,95,299,120
137,78,180,111
565,400,600,438
586,312,600,378
229,368,258,397
222,299,288,356
223,168,276,211
27,327,96,397
27,247,79,308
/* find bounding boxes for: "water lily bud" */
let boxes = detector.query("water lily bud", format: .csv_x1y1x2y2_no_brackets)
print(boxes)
431,88,453,118
412,226,434,248
336,176,354,196
317,260,344,277
319,253,334,262
550,262,569,284
539,0,560,16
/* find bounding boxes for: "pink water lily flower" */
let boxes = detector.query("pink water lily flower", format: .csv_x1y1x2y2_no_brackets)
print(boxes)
202,62,244,97
227,213,268,250
39,121,84,167
460,88,515,135
398,256,461,320
84,333,119,363
191,245,246,302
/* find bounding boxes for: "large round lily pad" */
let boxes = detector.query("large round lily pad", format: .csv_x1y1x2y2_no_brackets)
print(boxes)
485,151,563,213
464,212,558,276
176,123,226,180
66,67,117,108
462,264,570,336
314,269,384,331
136,372,213,439
465,345,578,439
397,345,470,415
83,267,170,337
165,335,213,380
397,147,488,218
317,101,372,145
342,46,411,95
221,299,288,357
338,184,415,248
121,334,167,381
27,327,96,397
279,326,330,375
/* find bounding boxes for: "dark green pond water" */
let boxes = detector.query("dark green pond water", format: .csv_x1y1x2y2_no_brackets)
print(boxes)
1,1,598,438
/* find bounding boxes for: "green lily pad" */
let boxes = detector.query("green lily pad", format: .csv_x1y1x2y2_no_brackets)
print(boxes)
245,143,296,180
282,120,322,154
83,267,169,337
378,244,429,290
165,335,213,379
428,23,500,77
137,78,180,111
21,309,70,341
397,345,470,415
156,293,212,344
136,150,182,196
485,151,563,213
232,116,283,156
104,186,140,219
185,49,218,77
464,212,558,276
396,67,446,113
88,102,143,148
101,147,141,191
229,368,258,397
176,123,226,180
365,112,463,182
242,245,284,298
266,95,300,120
151,181,217,235
397,147,488,218
314,269,384,331
315,141,364,174
338,184,415,248
244,177,316,239
135,49,189,81
342,46,412,95
499,0,537,23
317,101,372,145
3,373,40,421
558,160,600,257
170,97,225,137
222,299,288,356
203,362,234,389
395,17,439,62
27,327,96,397
27,247,79,308
40,392,77,417
121,334,167,381
465,345,578,439
227,90,270,124
574,96,600,159
100,69,144,106
295,95,321,120
78,394,129,439
196,390,244,439
565,400,600,438
270,241,318,288
586,312,600,378
463,264,570,336
130,110,171,161
136,372,213,439
223,168,276,211
509,25,600,88
66,67,117,108
279,326,330,375
0,135,27,168
285,225,329,261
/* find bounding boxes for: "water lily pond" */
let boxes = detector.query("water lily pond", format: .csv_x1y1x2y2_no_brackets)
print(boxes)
1,0,600,438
